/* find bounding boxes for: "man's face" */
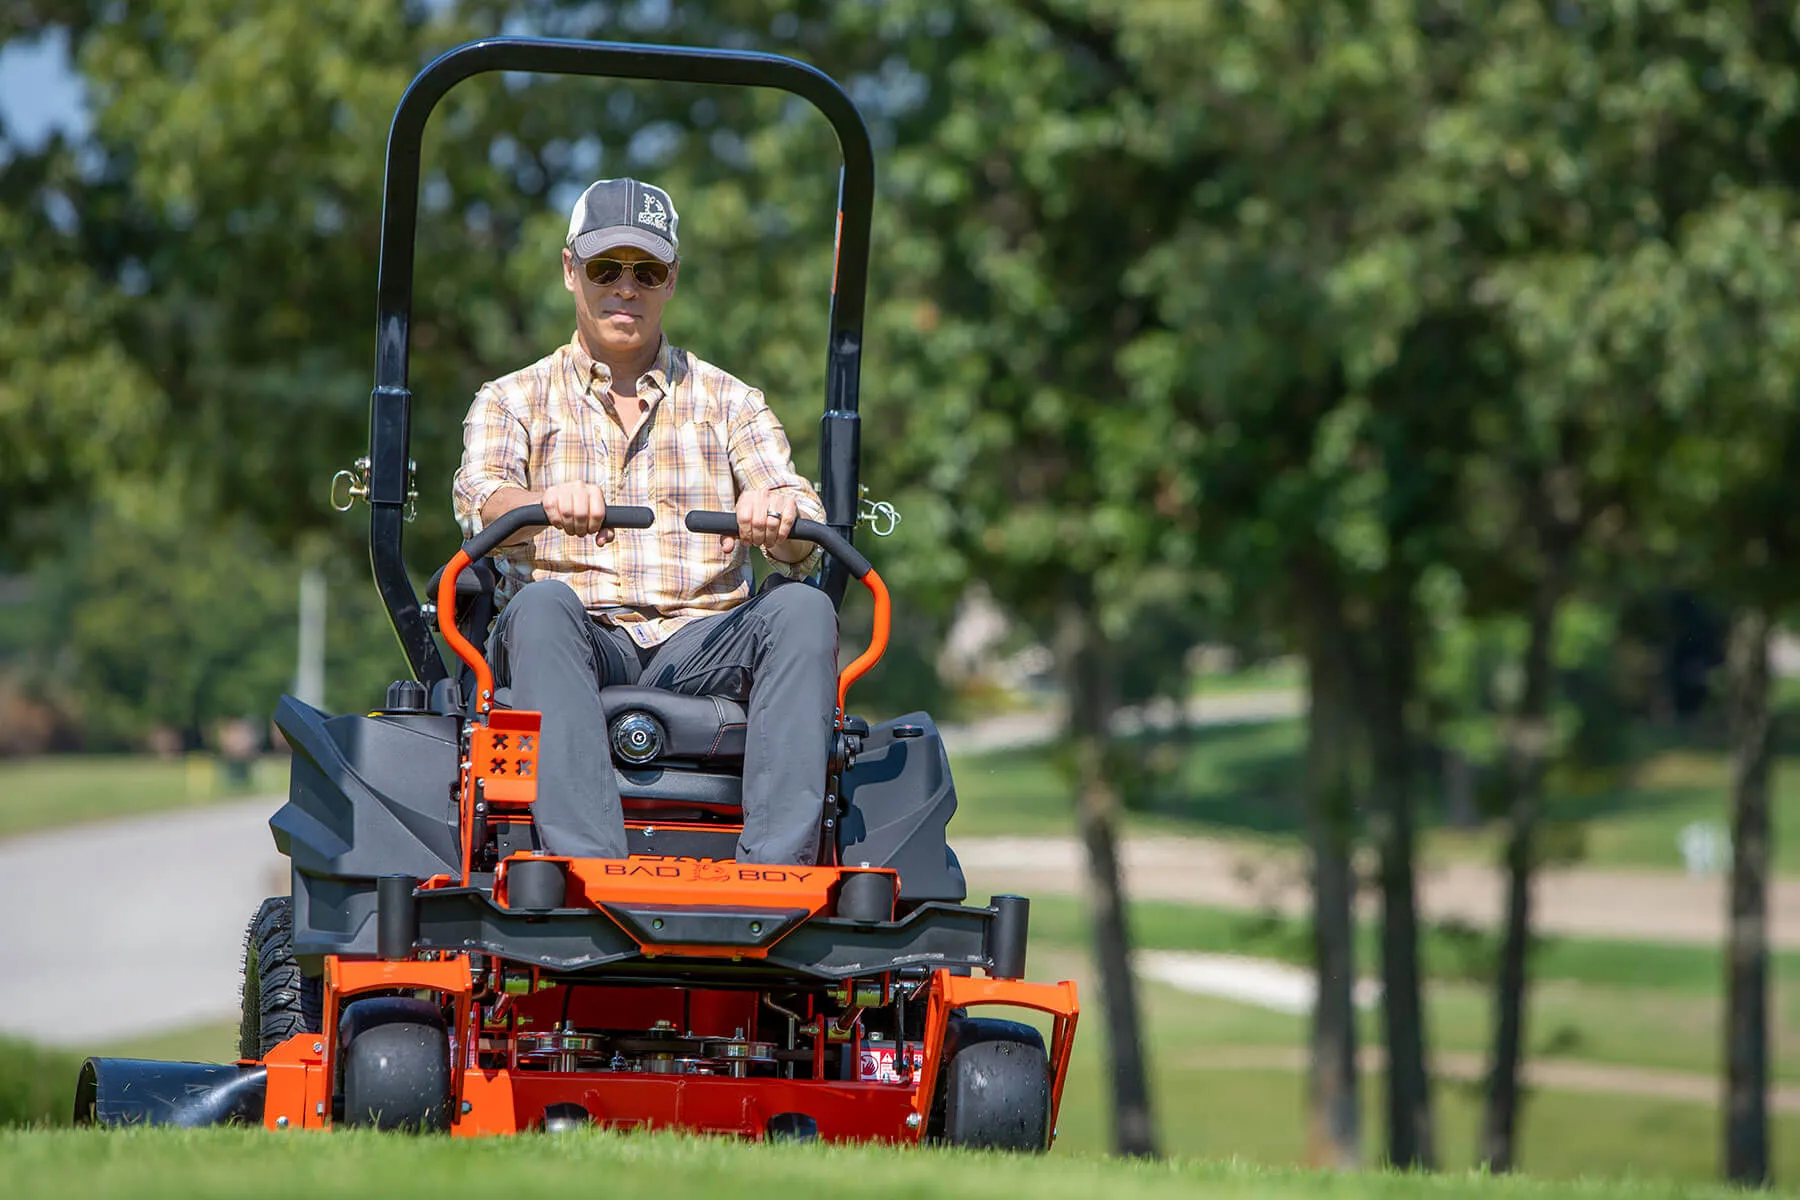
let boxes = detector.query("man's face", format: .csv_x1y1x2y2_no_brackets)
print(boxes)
563,244,678,360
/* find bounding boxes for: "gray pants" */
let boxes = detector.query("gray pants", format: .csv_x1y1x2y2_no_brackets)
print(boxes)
486,578,838,864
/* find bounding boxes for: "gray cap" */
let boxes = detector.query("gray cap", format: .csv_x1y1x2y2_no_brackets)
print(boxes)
566,178,680,263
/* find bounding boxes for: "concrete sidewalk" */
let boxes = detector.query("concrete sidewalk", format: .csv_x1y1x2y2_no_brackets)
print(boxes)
0,799,289,1046
956,834,1800,951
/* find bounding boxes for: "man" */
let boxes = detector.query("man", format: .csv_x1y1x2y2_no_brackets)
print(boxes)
452,178,836,865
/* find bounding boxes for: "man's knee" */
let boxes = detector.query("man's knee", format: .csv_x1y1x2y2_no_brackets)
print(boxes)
506,580,587,627
499,580,590,656
757,582,837,649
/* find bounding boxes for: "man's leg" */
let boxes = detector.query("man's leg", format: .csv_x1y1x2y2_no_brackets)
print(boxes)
642,580,837,863
488,580,640,858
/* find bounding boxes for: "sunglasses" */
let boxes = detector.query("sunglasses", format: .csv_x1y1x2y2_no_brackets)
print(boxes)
582,257,672,289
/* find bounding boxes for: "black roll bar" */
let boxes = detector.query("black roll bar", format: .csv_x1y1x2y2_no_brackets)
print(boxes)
367,37,873,684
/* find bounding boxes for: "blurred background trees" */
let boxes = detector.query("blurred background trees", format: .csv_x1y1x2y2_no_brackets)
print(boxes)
6,0,1800,1184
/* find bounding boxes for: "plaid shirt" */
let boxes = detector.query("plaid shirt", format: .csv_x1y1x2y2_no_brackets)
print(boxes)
453,333,825,647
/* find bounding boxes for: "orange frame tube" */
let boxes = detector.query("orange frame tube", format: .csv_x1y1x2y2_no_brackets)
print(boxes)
436,549,495,713
836,569,890,714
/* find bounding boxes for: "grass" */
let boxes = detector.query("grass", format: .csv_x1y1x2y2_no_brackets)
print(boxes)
6,944,1788,1186
1028,894,1800,995
1030,896,1800,1084
4,1126,1777,1200
1191,657,1304,696
949,718,1309,842
0,753,286,839
947,713,1800,875
9,971,1795,1193
0,1022,242,1130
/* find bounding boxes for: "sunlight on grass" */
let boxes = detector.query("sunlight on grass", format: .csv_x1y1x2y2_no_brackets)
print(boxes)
0,754,286,839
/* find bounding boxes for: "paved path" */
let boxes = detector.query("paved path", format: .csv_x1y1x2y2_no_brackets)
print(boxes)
956,834,1800,950
0,799,289,1047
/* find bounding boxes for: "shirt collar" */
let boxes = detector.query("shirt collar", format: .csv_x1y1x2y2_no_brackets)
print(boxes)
567,332,677,401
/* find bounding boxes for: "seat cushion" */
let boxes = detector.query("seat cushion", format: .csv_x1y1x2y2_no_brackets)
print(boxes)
601,686,746,766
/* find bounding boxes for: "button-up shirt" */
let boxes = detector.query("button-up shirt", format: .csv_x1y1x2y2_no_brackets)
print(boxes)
452,334,826,647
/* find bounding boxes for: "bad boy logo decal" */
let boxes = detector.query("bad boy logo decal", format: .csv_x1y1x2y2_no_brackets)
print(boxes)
637,190,670,232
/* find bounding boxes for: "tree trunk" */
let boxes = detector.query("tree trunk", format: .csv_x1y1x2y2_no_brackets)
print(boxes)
1724,605,1772,1186
1301,580,1361,1168
1058,601,1159,1158
1361,587,1435,1168
1480,563,1563,1171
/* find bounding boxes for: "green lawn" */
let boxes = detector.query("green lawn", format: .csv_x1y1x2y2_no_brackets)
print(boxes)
949,715,1800,875
1030,893,1800,1084
4,1126,1772,1200
1029,894,1800,995
1191,658,1305,696
8,946,1787,1187
0,753,286,839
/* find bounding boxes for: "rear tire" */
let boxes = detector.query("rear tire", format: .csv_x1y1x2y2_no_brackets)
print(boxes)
239,896,322,1060
929,1016,1050,1152
341,1021,451,1132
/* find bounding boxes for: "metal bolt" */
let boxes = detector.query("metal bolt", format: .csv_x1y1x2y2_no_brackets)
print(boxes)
313,1042,323,1053
905,1112,921,1129
642,826,655,837
461,1101,473,1114
276,1115,289,1128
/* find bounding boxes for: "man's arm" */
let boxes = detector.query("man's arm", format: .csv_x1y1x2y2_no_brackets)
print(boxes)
455,383,617,545
726,387,828,577
481,483,616,545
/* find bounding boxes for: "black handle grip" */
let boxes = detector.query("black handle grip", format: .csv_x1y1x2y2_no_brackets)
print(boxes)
684,510,872,579
460,502,655,562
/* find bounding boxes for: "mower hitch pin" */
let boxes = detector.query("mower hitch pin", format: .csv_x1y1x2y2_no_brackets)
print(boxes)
329,457,371,512
856,486,902,537
329,455,415,521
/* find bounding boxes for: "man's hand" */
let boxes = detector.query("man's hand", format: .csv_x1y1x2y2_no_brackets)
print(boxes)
728,487,808,563
542,482,614,545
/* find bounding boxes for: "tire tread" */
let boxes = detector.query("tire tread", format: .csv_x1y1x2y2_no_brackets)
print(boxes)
239,896,323,1060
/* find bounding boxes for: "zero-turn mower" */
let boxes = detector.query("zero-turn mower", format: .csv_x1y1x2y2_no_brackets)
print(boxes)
73,36,1078,1148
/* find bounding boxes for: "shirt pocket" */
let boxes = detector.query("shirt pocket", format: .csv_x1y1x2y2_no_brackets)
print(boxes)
662,420,734,570
534,412,588,491
669,420,734,515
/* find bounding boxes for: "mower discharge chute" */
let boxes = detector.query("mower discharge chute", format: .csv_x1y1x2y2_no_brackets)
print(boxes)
74,36,1078,1148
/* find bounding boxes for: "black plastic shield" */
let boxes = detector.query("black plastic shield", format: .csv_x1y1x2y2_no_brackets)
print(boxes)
74,1058,268,1128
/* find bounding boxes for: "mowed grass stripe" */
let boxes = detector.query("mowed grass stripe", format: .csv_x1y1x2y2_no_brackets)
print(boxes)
0,1127,1773,1200
1025,895,1800,993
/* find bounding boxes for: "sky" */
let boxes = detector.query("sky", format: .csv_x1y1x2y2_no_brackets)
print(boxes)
0,29,90,149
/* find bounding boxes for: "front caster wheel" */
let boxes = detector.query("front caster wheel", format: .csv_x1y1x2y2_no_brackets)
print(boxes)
929,1016,1050,1152
341,1021,450,1132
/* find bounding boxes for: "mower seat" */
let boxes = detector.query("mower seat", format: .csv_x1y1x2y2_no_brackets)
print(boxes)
600,686,746,767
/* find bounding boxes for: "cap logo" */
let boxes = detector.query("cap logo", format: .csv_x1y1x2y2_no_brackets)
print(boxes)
637,191,670,232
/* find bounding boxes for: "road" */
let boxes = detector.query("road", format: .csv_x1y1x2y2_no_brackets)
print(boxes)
3,686,1780,1047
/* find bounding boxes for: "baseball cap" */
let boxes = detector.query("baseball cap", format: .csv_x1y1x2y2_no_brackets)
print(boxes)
566,178,680,263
